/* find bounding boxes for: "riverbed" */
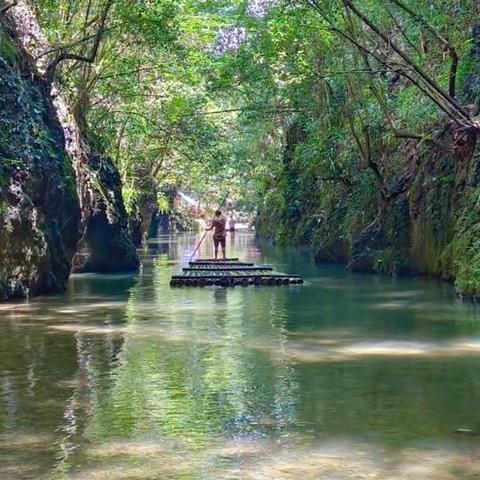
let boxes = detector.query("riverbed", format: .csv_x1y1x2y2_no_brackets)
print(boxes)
1,233,480,479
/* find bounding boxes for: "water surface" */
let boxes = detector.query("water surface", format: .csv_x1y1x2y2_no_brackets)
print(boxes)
1,233,480,479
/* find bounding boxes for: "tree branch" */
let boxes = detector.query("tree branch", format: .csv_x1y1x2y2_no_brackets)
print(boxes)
45,0,114,81
0,1,17,14
311,0,469,128
387,0,459,98
36,28,115,61
343,0,470,122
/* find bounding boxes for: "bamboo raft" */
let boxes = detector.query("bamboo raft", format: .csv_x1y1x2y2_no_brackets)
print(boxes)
170,259,304,287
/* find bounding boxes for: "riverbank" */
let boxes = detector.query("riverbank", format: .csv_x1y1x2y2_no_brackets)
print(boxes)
255,122,480,302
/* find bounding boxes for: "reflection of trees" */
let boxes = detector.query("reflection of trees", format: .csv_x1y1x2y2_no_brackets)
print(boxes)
0,297,125,477
54,333,123,476
79,238,299,465
0,315,77,434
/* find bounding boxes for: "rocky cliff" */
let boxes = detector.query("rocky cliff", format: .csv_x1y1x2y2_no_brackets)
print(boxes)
256,54,480,300
71,153,140,273
256,121,480,299
0,20,80,300
4,3,139,276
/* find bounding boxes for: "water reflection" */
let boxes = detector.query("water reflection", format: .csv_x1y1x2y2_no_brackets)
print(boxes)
1,234,480,479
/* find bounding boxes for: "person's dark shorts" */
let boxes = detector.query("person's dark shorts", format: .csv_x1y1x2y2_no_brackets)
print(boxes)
214,235,226,249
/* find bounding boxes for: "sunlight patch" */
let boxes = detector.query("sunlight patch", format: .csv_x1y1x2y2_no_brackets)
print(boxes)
247,0,276,18
71,439,480,479
47,324,128,335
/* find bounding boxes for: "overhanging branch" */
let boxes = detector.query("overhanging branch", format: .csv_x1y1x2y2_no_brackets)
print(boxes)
45,0,114,81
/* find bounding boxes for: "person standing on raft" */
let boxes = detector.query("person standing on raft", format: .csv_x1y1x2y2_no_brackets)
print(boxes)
207,210,227,260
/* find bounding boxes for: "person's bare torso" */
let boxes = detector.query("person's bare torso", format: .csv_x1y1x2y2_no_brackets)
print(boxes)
212,215,226,239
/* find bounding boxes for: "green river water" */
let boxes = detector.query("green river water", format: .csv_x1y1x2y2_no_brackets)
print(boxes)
1,233,480,479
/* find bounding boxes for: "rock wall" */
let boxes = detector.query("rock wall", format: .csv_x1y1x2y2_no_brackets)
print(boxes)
256,102,480,301
5,2,140,275
72,154,140,273
256,124,480,299
0,21,80,300
256,21,480,301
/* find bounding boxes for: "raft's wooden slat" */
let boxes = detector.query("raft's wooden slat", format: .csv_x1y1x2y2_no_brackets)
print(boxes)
190,262,256,269
184,266,273,272
193,258,239,262
189,262,253,267
181,270,278,276
172,273,301,280
188,263,267,267
170,275,304,287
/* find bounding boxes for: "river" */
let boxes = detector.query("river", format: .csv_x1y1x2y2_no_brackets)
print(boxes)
1,233,480,479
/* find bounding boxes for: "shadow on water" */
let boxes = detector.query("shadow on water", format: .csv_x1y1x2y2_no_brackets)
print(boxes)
1,233,480,479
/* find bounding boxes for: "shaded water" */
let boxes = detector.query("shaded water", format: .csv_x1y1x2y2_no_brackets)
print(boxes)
1,233,480,479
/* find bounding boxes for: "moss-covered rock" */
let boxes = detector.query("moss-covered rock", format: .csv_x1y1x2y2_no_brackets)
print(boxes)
349,197,411,275
0,22,80,300
71,154,140,273
256,121,480,300
447,147,480,300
